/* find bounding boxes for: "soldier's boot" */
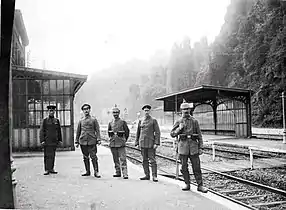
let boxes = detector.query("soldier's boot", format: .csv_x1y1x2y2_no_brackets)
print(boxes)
182,183,191,191
43,171,50,175
197,185,208,193
151,164,158,182
82,159,91,176
91,158,101,178
181,169,190,191
122,166,128,179
140,161,150,180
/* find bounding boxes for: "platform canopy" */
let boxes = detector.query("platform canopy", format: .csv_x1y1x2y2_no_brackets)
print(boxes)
12,66,87,95
156,85,254,137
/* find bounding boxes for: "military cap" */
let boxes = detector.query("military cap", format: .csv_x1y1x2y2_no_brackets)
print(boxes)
81,103,91,110
47,105,57,110
112,104,120,113
142,104,151,110
180,99,191,109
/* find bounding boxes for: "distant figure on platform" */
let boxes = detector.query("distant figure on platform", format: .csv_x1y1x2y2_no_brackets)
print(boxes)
108,104,130,179
75,103,101,178
40,105,62,175
170,99,208,193
135,104,161,182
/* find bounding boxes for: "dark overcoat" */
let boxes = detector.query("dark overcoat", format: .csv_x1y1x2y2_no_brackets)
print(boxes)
40,116,62,146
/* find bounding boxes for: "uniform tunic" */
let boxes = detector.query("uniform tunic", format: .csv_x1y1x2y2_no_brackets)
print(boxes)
170,115,203,155
135,116,160,148
39,116,62,172
108,118,130,147
108,118,130,176
135,115,161,177
40,116,62,146
75,115,101,145
170,115,204,186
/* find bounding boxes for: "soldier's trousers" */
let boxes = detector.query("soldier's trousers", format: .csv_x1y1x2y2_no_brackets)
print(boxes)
44,146,57,171
110,147,128,176
180,154,203,186
141,148,157,177
80,144,99,173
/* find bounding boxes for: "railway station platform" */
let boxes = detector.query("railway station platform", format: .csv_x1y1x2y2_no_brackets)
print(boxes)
14,146,248,210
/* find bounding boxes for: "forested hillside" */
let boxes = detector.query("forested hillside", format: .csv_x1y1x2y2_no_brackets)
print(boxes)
75,0,286,128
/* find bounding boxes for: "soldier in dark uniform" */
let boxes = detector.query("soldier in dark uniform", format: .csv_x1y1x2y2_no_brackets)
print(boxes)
135,104,161,182
75,103,101,178
40,105,62,175
108,105,130,179
170,100,208,193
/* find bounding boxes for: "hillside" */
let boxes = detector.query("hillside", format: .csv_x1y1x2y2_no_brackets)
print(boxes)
200,0,286,127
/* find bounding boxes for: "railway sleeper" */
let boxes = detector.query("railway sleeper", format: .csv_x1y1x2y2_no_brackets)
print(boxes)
251,200,286,207
219,189,247,194
232,194,271,200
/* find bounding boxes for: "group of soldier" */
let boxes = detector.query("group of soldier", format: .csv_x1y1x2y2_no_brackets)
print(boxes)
39,100,208,193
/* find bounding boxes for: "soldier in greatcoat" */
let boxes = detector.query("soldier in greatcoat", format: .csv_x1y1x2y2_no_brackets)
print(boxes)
75,103,101,178
40,105,62,175
135,104,161,182
107,105,130,179
170,99,208,192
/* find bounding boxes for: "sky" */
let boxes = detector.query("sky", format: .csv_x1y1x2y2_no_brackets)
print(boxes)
16,0,230,75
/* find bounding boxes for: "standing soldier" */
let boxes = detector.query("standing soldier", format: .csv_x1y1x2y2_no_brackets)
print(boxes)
135,104,161,182
40,105,62,175
75,103,101,178
170,99,208,193
108,105,130,179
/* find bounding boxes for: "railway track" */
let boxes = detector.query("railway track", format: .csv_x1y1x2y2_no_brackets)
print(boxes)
122,144,286,210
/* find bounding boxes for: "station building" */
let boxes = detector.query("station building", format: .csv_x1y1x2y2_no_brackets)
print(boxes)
10,10,87,151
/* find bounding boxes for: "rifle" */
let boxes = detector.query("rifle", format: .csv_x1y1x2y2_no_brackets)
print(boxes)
175,136,179,179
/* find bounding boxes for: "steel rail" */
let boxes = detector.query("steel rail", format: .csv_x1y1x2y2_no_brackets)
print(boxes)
125,144,286,197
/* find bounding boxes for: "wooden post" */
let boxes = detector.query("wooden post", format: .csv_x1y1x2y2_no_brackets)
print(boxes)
212,142,216,161
0,0,16,208
282,92,286,144
175,95,179,179
249,147,254,170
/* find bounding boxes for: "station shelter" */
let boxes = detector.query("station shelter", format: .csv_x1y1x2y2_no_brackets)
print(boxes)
12,66,87,151
156,85,254,137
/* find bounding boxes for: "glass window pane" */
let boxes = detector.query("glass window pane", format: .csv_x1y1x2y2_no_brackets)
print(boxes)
55,95,64,110
28,111,35,126
58,111,64,125
13,95,27,111
13,79,26,94
28,80,42,95
28,97,35,111
50,80,57,95
63,80,70,94
64,111,71,126
36,111,42,126
57,80,64,94
43,80,50,95
63,96,70,110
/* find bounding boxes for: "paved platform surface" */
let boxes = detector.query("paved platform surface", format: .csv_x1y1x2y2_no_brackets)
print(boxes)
14,146,248,210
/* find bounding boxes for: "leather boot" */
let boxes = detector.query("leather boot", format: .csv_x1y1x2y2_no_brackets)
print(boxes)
152,177,158,182
82,159,91,176
140,176,150,180
94,172,101,178
182,183,190,191
113,173,121,177
197,185,208,193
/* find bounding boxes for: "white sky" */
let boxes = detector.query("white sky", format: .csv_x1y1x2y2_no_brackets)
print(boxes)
16,0,230,75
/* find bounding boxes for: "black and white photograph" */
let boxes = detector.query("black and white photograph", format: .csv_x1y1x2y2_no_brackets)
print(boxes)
0,0,286,209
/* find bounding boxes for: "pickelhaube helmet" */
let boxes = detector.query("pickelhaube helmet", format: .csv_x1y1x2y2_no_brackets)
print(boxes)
180,99,192,109
111,104,120,113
